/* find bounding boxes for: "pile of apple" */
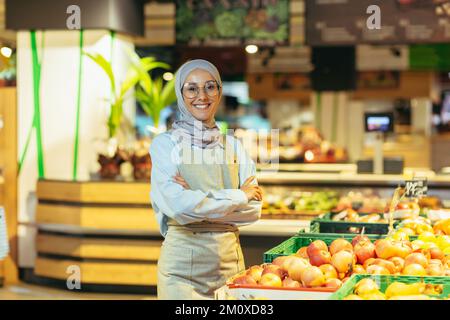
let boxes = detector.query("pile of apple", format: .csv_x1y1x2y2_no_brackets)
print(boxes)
232,234,450,290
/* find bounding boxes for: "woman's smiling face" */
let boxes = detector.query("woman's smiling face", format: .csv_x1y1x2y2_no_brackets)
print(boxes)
182,69,221,124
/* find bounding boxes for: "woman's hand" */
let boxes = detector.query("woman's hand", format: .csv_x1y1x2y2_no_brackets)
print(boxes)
240,176,263,202
173,173,190,189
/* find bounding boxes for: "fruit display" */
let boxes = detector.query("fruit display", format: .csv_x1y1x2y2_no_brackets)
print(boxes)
267,234,450,278
333,191,388,214
338,276,449,300
261,191,339,216
396,217,450,236
331,209,387,223
278,127,348,164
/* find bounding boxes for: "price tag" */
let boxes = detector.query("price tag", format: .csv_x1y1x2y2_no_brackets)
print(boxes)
404,179,428,198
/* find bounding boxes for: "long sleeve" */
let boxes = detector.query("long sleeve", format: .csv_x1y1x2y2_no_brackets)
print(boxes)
150,133,249,235
211,136,262,226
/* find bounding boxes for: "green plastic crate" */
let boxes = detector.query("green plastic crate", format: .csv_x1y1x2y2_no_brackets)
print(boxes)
310,212,397,235
330,274,450,300
263,232,385,263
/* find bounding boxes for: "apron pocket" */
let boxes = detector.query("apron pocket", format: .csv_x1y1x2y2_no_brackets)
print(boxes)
158,242,193,280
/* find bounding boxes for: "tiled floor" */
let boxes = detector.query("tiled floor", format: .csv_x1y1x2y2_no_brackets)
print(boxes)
0,282,157,300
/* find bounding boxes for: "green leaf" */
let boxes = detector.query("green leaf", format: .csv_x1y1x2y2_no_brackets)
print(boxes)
152,78,162,111
142,61,170,72
160,78,176,109
138,68,153,94
120,67,139,97
135,87,154,118
84,51,116,95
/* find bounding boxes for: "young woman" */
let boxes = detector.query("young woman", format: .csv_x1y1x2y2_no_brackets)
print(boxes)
150,59,262,300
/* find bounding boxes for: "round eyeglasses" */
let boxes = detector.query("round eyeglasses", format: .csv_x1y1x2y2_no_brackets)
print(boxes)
182,80,221,99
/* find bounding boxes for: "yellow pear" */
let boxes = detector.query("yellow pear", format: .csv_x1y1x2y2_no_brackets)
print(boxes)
354,278,380,296
385,282,425,299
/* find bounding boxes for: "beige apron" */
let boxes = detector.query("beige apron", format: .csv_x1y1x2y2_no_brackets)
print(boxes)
157,141,246,300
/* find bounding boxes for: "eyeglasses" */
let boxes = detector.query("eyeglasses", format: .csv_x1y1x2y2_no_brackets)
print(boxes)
182,80,221,99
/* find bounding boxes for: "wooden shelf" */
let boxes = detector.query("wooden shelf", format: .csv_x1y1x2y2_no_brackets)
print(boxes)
36,203,158,231
37,180,151,205
35,257,158,286
36,233,161,261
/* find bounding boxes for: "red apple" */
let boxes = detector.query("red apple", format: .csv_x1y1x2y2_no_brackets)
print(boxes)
272,256,289,267
262,264,287,280
329,239,353,255
388,257,405,273
309,250,332,267
319,264,338,280
324,278,342,289
295,247,309,259
301,266,325,288
331,250,355,274
427,263,444,276
246,265,264,282
363,258,376,269
232,275,257,285
259,273,282,287
371,258,396,274
429,247,445,261
366,264,390,275
404,253,428,269
393,240,413,258
402,263,426,276
307,240,328,257
282,277,301,288
285,257,310,282
352,235,371,247
354,240,376,264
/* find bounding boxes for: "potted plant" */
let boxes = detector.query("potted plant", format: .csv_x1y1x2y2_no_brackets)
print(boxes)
85,50,173,180
131,60,176,181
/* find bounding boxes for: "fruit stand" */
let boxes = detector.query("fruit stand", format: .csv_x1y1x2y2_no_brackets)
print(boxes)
215,171,450,300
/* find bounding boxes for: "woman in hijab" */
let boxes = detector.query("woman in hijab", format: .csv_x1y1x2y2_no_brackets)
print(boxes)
150,59,262,300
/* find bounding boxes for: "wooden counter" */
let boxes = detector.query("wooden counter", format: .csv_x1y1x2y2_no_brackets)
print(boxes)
35,180,160,287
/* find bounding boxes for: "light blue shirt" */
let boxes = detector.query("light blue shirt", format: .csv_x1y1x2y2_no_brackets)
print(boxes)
149,132,262,237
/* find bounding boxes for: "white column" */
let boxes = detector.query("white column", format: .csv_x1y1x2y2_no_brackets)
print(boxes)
17,30,135,267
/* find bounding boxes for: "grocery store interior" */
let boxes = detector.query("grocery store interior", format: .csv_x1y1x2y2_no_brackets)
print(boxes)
0,0,450,300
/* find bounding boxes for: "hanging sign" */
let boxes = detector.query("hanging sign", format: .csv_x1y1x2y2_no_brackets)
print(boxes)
176,0,289,46
306,0,450,46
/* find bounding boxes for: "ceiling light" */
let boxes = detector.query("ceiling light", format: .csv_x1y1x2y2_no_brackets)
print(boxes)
163,72,174,81
245,45,258,54
0,47,12,58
